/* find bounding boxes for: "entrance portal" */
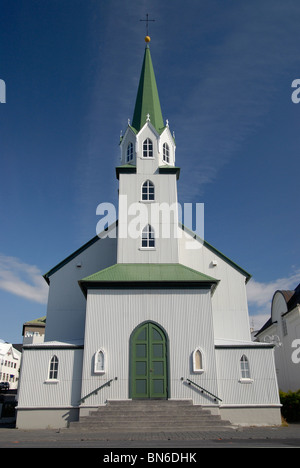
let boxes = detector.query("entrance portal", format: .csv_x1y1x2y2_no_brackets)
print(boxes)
130,322,168,399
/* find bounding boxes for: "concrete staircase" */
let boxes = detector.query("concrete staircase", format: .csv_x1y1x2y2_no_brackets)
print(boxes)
68,400,232,433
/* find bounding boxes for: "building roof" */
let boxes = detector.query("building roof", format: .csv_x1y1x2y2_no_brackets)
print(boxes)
43,222,251,284
131,45,165,134
23,340,83,350
79,263,219,296
283,283,300,313
0,342,21,358
22,316,46,336
23,316,46,326
255,282,300,337
180,224,251,282
115,164,181,180
215,338,274,348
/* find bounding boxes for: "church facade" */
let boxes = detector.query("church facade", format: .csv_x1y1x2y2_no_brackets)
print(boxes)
16,41,281,429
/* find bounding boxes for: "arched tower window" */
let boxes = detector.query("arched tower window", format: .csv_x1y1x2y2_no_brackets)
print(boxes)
163,143,170,163
240,355,251,379
143,138,153,157
141,224,155,248
141,180,155,201
48,355,59,380
126,142,133,162
94,348,105,374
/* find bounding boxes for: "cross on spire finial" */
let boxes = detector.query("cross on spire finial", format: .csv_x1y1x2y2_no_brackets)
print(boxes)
140,13,155,37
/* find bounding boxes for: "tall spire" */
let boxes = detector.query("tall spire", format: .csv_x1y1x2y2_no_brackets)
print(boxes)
131,40,164,134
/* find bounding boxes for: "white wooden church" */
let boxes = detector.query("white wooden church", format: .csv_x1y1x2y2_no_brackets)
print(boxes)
16,38,281,429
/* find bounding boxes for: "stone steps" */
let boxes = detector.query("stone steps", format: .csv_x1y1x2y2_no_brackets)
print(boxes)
67,400,232,433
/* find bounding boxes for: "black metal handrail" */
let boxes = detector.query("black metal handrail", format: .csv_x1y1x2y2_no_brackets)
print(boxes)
79,377,118,404
181,377,222,402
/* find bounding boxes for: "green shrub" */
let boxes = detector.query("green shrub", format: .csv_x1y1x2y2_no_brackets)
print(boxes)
279,389,300,422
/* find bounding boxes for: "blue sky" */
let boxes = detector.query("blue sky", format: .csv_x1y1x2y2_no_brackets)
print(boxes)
1,0,300,343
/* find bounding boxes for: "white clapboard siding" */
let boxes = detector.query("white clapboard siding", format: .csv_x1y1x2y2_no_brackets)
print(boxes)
80,288,220,407
215,345,280,405
17,346,83,408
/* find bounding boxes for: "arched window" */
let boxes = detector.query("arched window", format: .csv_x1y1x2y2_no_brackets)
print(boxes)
141,180,155,201
240,355,251,379
48,355,59,380
193,348,204,373
143,138,153,157
94,349,105,374
126,142,133,162
163,143,170,163
142,224,155,248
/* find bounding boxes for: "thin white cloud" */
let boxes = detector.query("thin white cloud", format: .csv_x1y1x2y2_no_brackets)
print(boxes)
175,2,300,200
0,254,48,304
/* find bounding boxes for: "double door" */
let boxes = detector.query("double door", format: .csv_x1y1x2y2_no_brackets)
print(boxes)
131,322,168,399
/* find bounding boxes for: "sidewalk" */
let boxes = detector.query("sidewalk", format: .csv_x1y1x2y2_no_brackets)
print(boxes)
1,420,300,448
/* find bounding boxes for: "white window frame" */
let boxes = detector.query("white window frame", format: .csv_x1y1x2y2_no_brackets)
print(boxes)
46,355,59,383
94,348,106,374
239,354,253,383
141,224,155,249
163,142,170,163
141,180,155,201
126,142,133,162
192,347,204,373
143,138,153,158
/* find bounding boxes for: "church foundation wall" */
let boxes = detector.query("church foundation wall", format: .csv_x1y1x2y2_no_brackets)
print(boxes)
16,407,79,429
219,406,282,426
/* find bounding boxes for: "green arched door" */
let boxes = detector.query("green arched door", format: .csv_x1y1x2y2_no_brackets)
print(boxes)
131,322,168,399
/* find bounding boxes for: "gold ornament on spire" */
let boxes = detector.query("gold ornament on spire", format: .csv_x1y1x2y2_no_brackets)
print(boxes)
145,35,151,43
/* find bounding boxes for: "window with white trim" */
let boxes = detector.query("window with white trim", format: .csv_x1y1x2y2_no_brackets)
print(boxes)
240,355,251,379
143,138,153,157
141,180,155,201
48,355,59,380
94,349,105,374
126,142,133,162
163,142,170,163
193,348,204,372
141,224,155,248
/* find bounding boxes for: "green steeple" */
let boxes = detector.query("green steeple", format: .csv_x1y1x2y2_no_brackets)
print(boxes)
131,45,164,133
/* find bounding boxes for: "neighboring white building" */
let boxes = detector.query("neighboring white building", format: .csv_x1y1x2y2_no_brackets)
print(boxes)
0,342,21,390
16,38,281,429
255,283,300,392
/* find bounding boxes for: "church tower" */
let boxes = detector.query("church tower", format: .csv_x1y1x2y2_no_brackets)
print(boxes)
117,40,180,264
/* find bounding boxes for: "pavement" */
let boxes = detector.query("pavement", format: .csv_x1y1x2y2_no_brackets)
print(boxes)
1,419,300,448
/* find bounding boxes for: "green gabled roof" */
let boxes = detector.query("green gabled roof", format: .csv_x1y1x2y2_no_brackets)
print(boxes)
23,316,46,325
22,316,46,336
79,263,218,295
131,46,164,133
